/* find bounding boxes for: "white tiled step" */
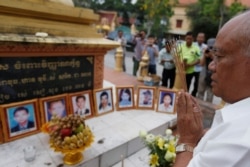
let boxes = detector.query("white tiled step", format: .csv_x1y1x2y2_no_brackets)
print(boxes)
112,148,151,167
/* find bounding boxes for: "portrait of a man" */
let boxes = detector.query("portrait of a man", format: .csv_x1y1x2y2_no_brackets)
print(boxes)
46,99,67,121
9,106,35,133
137,87,155,110
139,89,153,106
73,94,91,116
98,91,112,113
94,88,114,115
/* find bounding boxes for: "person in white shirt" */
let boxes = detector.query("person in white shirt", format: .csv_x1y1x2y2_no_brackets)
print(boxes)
174,11,250,167
193,32,207,97
159,40,175,88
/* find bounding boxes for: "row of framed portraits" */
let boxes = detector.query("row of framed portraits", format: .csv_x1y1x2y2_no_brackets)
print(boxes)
0,86,177,143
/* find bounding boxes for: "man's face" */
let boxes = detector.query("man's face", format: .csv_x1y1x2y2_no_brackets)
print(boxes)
14,110,29,124
209,22,250,103
185,35,193,46
118,31,123,37
101,95,108,106
77,98,85,109
140,31,146,39
196,33,205,44
147,37,155,45
165,44,171,52
49,101,65,117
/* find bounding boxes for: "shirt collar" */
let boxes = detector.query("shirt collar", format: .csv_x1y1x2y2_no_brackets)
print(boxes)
220,97,250,123
19,123,28,129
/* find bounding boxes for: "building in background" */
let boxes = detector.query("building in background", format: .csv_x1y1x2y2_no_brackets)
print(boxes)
168,0,250,39
168,0,196,39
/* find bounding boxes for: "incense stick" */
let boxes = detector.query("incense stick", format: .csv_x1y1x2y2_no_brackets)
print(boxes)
168,39,187,92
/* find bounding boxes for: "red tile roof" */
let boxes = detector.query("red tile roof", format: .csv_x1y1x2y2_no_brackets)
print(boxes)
178,0,196,5
225,0,250,7
178,0,250,7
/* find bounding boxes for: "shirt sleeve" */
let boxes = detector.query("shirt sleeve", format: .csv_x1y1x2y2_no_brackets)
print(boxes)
188,140,250,167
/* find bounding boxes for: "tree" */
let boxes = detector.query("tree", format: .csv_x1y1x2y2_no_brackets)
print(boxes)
186,0,247,39
137,0,176,37
73,0,176,37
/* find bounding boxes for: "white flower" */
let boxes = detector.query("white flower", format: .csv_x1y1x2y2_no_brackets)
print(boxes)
164,143,169,149
165,129,172,136
145,134,155,143
139,130,148,138
164,151,176,162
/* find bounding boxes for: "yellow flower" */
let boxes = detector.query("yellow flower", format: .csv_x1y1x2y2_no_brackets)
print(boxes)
168,143,176,153
150,153,159,167
157,137,165,150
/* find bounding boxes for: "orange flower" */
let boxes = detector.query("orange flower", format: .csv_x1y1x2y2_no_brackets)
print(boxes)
41,123,50,133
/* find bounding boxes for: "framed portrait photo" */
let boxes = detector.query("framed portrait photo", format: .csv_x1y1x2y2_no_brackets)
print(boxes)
93,87,114,116
39,94,69,124
115,86,135,111
0,99,40,142
136,86,156,110
68,90,94,119
156,88,177,114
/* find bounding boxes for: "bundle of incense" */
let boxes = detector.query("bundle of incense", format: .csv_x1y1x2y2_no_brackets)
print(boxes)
168,39,187,92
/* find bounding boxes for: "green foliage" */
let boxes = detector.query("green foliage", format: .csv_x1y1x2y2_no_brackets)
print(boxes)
228,1,247,18
186,0,247,39
73,0,175,37
138,0,176,37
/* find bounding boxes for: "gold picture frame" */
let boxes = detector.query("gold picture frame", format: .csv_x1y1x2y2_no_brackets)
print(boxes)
156,88,177,114
93,87,114,116
136,86,156,110
115,86,135,111
0,99,40,142
68,90,94,119
39,94,69,124
0,114,5,143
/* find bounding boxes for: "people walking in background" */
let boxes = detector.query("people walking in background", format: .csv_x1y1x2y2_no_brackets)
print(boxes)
115,30,127,72
193,32,207,97
132,30,146,76
159,40,175,88
197,38,215,102
142,34,159,75
180,31,200,92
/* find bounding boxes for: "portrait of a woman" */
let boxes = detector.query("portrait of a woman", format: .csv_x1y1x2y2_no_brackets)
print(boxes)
158,92,175,113
118,88,132,107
